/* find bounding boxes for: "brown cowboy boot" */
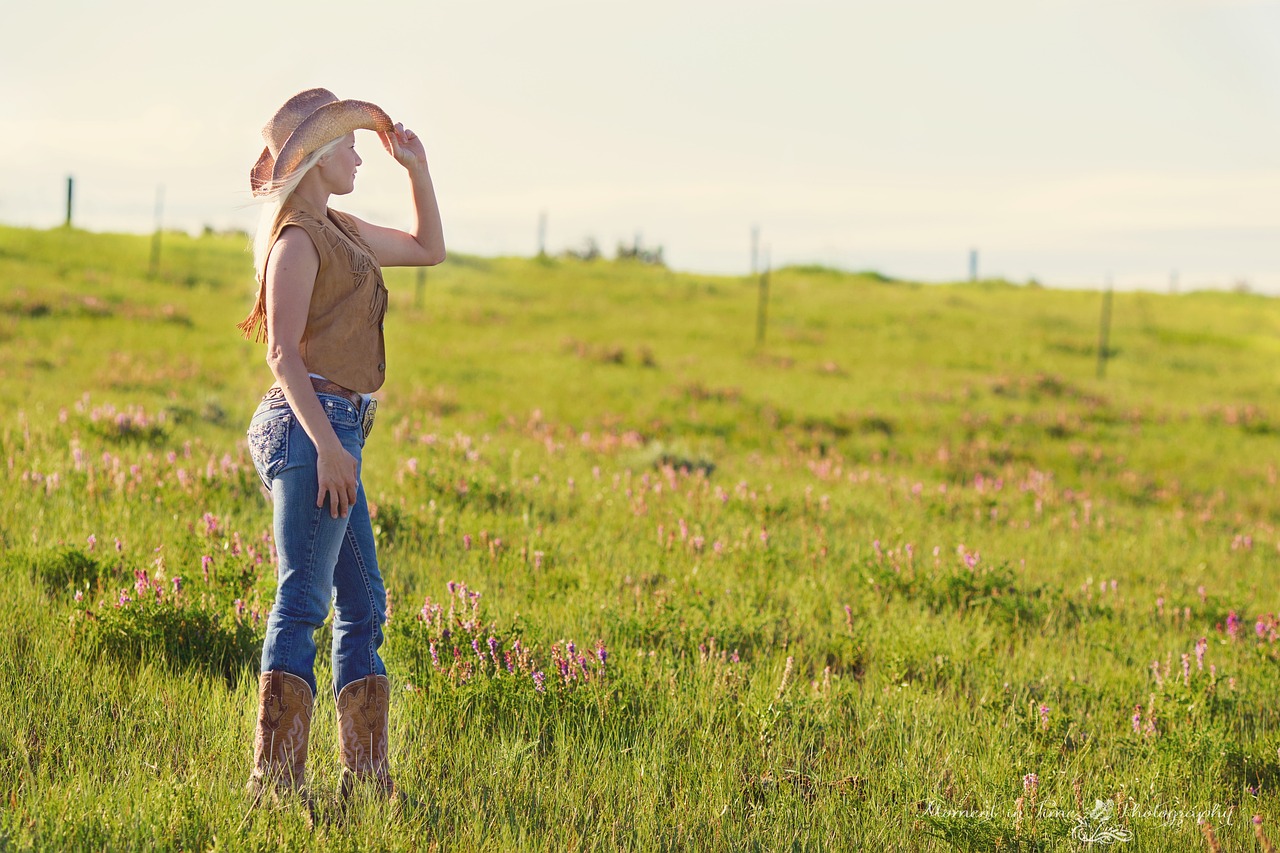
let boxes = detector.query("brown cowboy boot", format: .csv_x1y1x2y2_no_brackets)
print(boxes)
246,670,314,803
336,673,395,800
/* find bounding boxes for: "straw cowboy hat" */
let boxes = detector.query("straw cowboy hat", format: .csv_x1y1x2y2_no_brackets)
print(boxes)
251,88,394,196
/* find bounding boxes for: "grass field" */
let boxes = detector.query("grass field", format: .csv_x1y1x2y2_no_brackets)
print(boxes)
1,223,1278,851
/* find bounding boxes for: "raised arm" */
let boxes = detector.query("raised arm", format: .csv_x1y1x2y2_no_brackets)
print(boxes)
348,123,445,268
264,226,360,519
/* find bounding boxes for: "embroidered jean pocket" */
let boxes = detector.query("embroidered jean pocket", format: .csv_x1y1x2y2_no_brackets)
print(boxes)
247,413,291,488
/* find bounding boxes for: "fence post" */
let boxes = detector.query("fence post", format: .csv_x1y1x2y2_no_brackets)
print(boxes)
148,185,165,279
755,248,771,348
969,248,978,282
64,176,74,228
1096,277,1114,379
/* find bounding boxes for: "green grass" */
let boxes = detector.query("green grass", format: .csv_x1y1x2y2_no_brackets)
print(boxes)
1,223,1278,850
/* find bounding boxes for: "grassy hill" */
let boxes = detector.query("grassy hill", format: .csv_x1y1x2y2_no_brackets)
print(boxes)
0,224,1277,850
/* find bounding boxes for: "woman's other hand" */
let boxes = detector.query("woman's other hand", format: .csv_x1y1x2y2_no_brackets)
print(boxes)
380,122,427,172
316,445,360,519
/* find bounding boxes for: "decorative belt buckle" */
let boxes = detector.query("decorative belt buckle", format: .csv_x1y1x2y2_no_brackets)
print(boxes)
361,398,378,439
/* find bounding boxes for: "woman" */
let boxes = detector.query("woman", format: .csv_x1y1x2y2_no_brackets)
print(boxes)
238,88,444,804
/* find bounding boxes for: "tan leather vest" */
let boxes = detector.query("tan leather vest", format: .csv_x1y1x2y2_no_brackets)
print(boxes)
237,195,389,393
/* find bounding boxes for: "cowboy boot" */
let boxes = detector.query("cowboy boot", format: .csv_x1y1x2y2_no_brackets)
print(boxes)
336,673,395,800
246,670,314,803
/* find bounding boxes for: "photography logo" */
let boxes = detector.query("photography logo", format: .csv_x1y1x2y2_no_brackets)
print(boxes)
1071,800,1133,846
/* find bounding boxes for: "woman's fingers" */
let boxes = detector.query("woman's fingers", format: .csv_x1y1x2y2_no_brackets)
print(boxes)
317,481,357,519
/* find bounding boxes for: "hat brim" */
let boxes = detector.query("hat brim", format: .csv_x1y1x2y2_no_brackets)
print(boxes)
250,100,394,197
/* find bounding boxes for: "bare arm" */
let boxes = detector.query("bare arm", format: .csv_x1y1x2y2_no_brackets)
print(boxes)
264,226,359,519
348,123,445,268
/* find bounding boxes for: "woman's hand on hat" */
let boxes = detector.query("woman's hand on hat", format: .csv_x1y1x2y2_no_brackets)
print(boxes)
380,122,428,172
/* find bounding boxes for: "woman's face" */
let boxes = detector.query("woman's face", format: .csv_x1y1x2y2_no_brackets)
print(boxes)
319,133,361,195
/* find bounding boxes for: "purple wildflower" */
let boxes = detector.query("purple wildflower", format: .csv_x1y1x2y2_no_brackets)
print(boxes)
1038,705,1050,730
1195,637,1207,670
532,671,546,693
429,642,439,667
1132,705,1142,733
1227,611,1240,639
87,534,97,551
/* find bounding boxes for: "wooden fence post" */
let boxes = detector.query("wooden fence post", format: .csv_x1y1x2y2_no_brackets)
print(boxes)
148,185,165,279
755,249,771,348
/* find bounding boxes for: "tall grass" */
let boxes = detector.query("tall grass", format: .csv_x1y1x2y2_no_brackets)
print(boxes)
0,224,1277,850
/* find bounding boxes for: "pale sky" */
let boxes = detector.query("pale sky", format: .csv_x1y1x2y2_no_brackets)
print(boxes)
5,0,1280,290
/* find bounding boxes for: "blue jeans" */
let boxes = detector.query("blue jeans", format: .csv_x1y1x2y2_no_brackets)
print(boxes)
246,390,387,699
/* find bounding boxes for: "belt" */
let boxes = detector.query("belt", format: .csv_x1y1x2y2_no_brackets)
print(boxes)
263,377,361,407
309,376,361,406
261,379,376,438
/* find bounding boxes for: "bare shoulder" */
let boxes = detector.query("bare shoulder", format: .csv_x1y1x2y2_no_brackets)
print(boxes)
267,224,321,281
272,224,321,262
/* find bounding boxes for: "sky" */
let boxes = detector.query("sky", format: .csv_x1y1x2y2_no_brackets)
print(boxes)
4,0,1280,291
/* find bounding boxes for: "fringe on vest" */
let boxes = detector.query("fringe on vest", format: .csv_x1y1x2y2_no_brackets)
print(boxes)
236,278,269,343
331,212,389,328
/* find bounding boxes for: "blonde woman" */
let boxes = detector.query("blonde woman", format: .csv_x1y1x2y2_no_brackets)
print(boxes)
238,88,444,804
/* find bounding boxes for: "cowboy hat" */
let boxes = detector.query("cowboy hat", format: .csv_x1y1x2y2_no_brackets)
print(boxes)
250,88,394,196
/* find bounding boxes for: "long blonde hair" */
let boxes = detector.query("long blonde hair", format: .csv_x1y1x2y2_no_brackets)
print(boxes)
236,136,345,341
250,137,345,283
